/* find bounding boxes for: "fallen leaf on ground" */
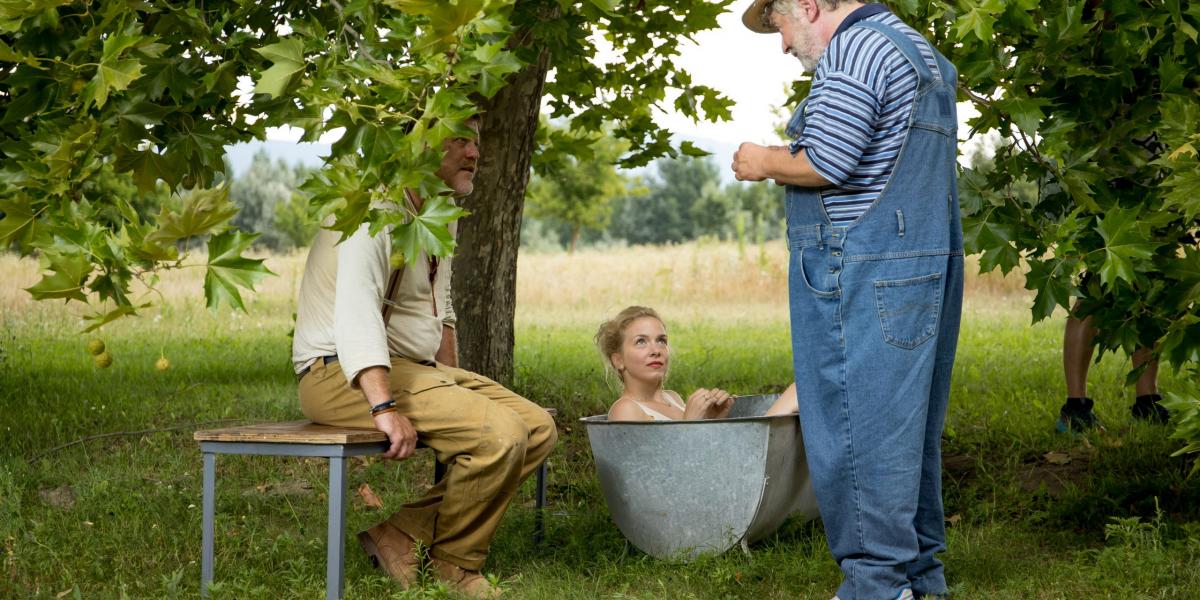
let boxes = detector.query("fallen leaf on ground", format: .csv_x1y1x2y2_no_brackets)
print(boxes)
945,514,962,525
1043,451,1071,465
358,483,384,509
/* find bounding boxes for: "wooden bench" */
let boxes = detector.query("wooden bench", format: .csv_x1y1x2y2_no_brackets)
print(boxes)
195,415,554,600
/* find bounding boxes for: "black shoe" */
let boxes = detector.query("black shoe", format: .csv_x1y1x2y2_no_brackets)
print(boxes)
1131,394,1169,423
1056,397,1103,433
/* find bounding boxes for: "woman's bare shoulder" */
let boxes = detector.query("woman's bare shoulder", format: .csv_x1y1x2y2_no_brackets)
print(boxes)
608,397,651,421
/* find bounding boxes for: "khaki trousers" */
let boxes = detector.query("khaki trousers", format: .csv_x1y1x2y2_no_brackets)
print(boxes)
298,356,557,570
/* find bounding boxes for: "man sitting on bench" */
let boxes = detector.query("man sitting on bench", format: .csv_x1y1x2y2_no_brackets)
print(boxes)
291,115,557,599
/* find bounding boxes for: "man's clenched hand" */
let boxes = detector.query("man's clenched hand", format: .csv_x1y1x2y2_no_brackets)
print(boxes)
374,411,418,459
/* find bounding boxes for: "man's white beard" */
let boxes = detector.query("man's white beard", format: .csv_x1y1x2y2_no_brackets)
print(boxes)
797,53,818,72
787,29,820,73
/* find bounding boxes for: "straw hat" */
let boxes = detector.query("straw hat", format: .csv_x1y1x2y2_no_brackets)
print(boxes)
742,0,779,33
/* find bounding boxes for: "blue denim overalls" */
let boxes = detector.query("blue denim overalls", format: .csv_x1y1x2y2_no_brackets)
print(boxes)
784,20,963,600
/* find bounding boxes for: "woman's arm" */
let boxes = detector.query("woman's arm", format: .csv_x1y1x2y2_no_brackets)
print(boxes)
765,383,799,416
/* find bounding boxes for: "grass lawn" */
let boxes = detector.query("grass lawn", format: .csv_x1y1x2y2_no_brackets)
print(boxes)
2,243,1199,599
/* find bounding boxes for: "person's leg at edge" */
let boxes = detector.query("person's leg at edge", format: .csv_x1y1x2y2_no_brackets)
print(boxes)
1059,306,1102,432
1130,347,1168,422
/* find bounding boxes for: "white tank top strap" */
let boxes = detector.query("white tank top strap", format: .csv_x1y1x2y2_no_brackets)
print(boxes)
635,402,674,421
664,391,686,411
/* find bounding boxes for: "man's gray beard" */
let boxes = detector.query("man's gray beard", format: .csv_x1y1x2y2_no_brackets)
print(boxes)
791,51,818,73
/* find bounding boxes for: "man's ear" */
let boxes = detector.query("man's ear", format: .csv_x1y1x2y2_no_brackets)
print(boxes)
799,0,820,23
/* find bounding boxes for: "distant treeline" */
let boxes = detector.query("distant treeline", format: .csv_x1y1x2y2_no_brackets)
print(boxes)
39,150,783,255
219,150,785,254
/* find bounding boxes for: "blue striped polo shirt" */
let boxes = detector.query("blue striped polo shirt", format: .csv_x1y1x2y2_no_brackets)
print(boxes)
787,10,942,224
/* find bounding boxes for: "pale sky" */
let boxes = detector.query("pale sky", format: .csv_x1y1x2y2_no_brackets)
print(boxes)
653,6,805,147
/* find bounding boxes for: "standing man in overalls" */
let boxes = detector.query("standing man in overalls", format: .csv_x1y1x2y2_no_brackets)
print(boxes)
732,2,962,599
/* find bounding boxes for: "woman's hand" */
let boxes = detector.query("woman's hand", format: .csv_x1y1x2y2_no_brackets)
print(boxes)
705,388,735,419
684,388,735,420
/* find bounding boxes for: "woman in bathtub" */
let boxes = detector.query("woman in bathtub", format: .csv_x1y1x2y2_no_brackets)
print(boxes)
595,305,798,421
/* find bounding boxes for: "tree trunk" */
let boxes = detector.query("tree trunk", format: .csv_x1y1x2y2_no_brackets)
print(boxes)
452,48,551,384
569,226,580,255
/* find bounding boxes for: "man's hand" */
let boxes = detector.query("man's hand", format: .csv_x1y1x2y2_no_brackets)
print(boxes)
732,142,771,181
373,411,418,459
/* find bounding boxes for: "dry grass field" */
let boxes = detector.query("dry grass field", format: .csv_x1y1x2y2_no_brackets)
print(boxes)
0,240,1031,331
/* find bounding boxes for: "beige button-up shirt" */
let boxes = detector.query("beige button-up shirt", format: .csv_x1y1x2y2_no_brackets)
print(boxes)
291,219,456,386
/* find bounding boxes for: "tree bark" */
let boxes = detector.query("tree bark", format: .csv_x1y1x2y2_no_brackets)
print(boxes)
452,48,551,384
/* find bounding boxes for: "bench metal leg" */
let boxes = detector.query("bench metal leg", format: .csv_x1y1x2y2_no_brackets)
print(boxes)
201,452,216,598
534,460,547,545
327,456,346,600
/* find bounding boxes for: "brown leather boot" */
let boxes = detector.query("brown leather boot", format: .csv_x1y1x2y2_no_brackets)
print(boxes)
430,557,501,599
357,521,420,588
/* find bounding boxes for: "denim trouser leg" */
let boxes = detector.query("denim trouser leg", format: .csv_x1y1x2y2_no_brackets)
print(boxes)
790,236,955,599
906,254,962,597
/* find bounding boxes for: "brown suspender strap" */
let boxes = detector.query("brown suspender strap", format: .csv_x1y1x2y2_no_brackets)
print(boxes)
381,267,403,322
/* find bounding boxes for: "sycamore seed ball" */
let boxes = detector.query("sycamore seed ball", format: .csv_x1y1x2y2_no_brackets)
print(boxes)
156,357,171,371
94,351,113,369
87,339,105,355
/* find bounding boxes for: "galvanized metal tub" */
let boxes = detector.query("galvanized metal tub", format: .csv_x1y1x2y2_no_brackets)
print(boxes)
581,394,820,561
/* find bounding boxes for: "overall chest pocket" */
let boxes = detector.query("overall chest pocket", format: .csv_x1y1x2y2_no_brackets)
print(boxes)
874,272,943,350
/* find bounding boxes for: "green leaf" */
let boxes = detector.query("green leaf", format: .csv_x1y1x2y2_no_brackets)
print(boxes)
0,38,35,64
963,215,1021,274
678,141,709,158
996,96,1049,136
253,38,305,99
390,196,469,264
81,304,147,333
891,0,920,17
101,28,142,62
954,6,995,41
1165,248,1200,309
1024,258,1075,322
585,0,619,15
85,58,144,109
146,186,240,246
113,148,171,194
1161,166,1200,219
25,252,91,302
0,197,40,251
204,230,274,311
1095,208,1160,286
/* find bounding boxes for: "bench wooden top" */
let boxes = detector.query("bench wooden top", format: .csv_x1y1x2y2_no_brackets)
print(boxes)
194,421,387,444
194,408,557,445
